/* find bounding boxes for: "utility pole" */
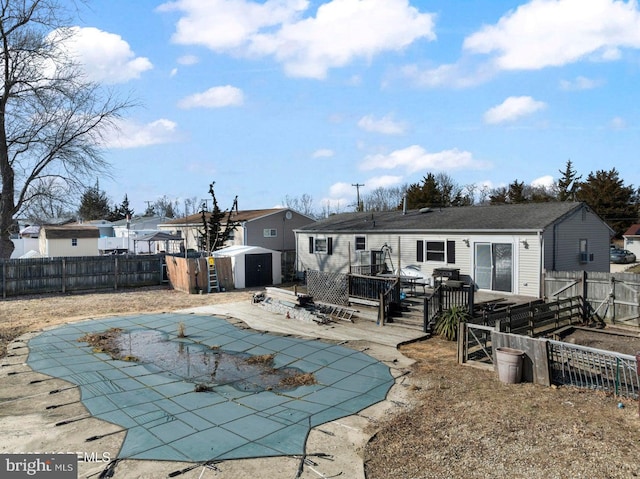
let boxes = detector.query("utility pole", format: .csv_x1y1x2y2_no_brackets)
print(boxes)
352,183,364,212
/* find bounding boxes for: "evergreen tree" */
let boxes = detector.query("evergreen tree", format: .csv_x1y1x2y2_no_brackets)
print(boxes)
489,186,508,204
108,194,134,221
405,173,463,209
78,180,111,221
575,168,638,237
200,182,239,253
508,180,527,203
557,159,581,201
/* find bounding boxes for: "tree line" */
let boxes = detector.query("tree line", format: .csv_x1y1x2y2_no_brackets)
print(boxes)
285,160,639,238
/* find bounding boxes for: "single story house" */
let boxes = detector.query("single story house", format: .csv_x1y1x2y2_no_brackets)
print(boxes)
623,224,640,258
212,245,282,289
39,225,100,257
159,208,316,254
295,202,613,298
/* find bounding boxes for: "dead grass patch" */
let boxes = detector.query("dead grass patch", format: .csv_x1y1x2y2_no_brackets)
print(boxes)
77,328,123,358
280,372,317,387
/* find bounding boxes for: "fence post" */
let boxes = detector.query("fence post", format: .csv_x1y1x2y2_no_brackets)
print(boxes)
61,258,66,294
114,256,118,290
457,321,466,364
423,296,429,333
378,292,385,326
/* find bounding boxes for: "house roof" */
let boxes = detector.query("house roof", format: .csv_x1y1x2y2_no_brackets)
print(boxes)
623,224,640,236
41,225,100,239
163,208,294,226
112,216,172,228
135,231,183,242
297,202,596,233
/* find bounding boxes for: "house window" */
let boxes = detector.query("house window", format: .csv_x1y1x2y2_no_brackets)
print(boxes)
426,241,445,262
355,236,366,251
310,237,333,255
264,228,277,238
579,239,593,263
71,238,78,247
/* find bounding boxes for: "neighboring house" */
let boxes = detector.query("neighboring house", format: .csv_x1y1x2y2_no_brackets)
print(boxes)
623,224,640,258
39,225,100,257
295,202,613,298
85,219,114,238
159,208,315,253
100,216,172,254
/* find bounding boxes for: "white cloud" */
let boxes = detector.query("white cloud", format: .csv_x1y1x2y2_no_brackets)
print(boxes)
177,85,245,109
365,175,404,189
483,96,546,124
610,116,627,129
329,182,354,198
177,54,199,65
312,149,335,158
358,114,407,135
57,27,153,84
360,145,487,173
159,0,436,79
401,61,496,88
102,118,182,149
531,175,555,189
559,76,603,90
463,0,640,71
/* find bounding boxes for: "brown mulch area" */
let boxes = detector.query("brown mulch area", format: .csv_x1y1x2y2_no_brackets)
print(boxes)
3,286,640,478
364,337,640,479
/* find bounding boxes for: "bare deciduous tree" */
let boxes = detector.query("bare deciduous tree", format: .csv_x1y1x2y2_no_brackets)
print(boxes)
0,1,133,258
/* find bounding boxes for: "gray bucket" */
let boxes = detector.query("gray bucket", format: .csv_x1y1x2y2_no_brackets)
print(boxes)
495,347,524,384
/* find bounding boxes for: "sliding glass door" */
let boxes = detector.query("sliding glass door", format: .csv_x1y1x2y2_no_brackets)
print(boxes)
474,242,513,292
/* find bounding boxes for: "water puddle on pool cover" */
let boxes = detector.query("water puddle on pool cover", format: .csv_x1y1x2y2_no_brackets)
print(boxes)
114,329,310,393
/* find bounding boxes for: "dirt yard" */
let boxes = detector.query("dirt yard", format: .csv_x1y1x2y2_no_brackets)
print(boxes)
3,286,640,478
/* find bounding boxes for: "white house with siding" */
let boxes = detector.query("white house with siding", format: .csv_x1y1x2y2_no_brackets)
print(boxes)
295,202,613,298
623,224,640,258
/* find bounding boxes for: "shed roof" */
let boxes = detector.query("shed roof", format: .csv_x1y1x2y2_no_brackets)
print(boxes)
211,245,280,257
41,225,100,239
297,202,595,233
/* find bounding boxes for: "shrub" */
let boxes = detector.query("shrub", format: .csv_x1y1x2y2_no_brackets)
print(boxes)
434,305,469,341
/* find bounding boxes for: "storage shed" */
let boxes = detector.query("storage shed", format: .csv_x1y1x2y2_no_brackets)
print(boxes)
212,245,282,289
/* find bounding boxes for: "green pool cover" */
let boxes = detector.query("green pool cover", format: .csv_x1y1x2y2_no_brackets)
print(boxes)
27,313,394,462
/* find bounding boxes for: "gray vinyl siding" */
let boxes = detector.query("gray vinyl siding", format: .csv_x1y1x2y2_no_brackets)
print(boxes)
543,206,611,273
244,212,314,251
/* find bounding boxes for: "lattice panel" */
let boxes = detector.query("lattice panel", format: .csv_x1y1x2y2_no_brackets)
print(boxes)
306,270,348,305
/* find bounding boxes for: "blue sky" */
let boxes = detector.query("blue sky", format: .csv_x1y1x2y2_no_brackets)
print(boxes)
65,0,640,215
